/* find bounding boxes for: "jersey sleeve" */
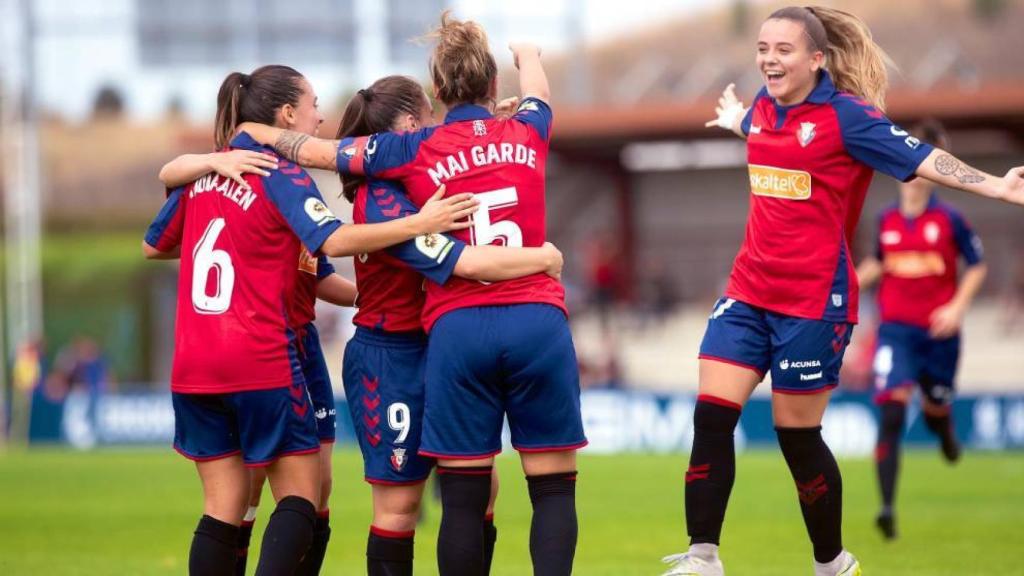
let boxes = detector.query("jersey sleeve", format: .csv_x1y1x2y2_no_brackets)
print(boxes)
740,87,768,137
833,95,934,182
144,186,186,252
950,211,984,266
316,255,335,281
510,97,553,142
363,182,466,285
264,161,343,255
336,127,436,179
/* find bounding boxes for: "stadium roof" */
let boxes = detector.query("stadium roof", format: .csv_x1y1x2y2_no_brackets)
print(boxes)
515,0,1024,148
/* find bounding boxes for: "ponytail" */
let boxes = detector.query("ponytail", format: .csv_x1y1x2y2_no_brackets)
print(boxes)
335,76,427,203
212,65,306,150
807,6,893,111
214,72,247,150
769,6,893,111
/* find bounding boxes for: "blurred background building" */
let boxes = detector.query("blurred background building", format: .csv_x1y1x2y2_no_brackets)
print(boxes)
2,0,1023,440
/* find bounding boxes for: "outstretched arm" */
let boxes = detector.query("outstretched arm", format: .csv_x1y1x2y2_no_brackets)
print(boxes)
915,149,1024,206
510,43,550,103
237,122,340,170
158,150,278,188
704,83,747,139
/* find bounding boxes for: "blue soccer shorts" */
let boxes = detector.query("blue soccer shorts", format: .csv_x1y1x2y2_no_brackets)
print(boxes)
298,322,337,443
873,322,960,406
342,327,434,485
420,303,588,459
699,297,854,394
172,382,320,467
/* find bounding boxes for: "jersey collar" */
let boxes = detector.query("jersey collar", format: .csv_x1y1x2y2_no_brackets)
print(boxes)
444,103,493,124
805,70,838,104
230,131,272,153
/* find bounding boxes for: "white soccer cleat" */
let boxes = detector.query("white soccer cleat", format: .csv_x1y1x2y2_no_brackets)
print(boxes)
815,550,862,576
660,552,725,576
836,552,862,576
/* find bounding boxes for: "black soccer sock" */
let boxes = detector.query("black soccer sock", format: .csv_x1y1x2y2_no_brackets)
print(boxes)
526,471,578,576
437,466,492,576
483,514,498,575
686,395,742,546
189,515,240,576
254,495,317,576
294,509,331,576
367,526,414,576
777,426,844,564
875,401,906,514
235,518,255,576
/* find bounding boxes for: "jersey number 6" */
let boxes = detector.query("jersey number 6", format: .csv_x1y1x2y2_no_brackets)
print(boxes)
192,218,235,315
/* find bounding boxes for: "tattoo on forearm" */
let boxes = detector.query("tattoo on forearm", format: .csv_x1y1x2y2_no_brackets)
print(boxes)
935,154,986,185
274,131,311,163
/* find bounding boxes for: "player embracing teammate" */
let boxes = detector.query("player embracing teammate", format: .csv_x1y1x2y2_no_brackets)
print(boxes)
664,6,1024,576
241,12,586,576
144,64,475,575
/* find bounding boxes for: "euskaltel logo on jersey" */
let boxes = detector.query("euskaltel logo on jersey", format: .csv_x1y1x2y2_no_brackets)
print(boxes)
304,198,338,226
748,164,812,200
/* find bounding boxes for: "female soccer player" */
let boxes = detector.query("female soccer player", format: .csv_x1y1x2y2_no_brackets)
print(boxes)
667,7,1024,576
336,75,563,576
238,14,586,576
143,64,476,576
855,120,987,540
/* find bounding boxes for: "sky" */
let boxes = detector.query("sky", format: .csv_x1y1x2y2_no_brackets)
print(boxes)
6,0,728,122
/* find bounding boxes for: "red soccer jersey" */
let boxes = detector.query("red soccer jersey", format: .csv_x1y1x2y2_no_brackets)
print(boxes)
337,97,564,331
874,195,983,328
350,179,465,332
729,71,933,323
145,132,342,394
289,250,335,330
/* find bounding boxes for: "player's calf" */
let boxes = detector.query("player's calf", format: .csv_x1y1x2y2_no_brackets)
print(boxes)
436,465,492,576
776,426,843,564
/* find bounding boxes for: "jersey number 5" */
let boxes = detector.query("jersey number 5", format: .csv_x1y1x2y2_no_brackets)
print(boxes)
192,218,235,315
470,187,523,248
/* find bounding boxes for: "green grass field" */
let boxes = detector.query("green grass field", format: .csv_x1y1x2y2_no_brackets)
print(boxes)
1,448,1022,575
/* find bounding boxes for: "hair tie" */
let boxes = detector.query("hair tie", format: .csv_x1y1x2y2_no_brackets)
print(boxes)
358,88,374,101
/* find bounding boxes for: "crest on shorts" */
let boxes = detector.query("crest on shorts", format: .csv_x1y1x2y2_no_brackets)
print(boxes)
832,293,843,307
798,122,816,147
391,448,407,471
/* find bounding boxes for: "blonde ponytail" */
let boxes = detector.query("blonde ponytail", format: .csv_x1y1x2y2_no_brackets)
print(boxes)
806,6,894,111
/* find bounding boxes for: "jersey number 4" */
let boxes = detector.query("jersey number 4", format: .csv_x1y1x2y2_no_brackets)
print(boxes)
192,218,235,315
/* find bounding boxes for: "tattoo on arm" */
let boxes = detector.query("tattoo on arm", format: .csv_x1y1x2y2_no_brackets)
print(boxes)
935,154,986,185
274,131,311,163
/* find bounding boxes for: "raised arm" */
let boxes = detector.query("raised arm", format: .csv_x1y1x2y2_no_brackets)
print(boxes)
237,123,340,171
704,83,748,139
915,149,1024,206
455,242,563,281
158,150,278,188
510,43,550,103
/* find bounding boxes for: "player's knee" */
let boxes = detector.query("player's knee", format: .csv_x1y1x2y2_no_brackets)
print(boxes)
879,401,906,434
374,494,421,531
521,450,576,476
694,395,742,434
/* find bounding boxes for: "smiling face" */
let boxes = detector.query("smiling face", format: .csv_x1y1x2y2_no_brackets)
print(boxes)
757,18,825,106
277,77,324,136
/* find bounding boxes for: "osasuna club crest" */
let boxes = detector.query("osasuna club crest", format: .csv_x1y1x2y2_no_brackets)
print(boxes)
391,448,407,471
798,122,816,147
